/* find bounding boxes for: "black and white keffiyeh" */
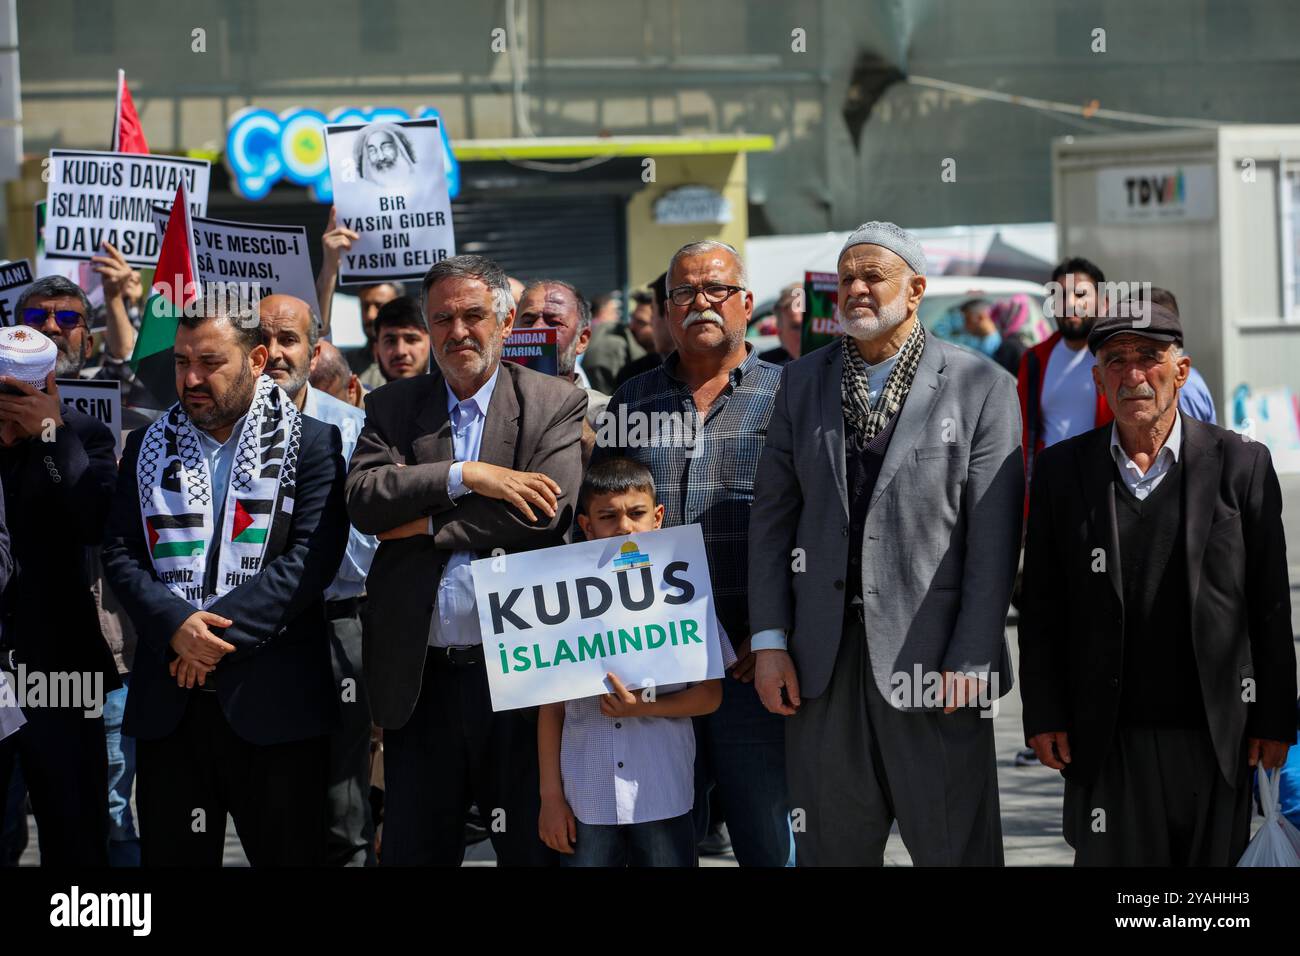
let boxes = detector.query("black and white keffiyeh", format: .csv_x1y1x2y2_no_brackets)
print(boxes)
840,319,926,440
136,374,301,608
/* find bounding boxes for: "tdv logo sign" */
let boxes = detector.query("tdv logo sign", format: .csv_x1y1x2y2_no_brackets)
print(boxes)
1123,168,1185,208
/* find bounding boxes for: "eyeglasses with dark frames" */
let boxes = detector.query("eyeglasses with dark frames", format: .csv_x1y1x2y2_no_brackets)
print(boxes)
667,283,746,308
21,307,85,330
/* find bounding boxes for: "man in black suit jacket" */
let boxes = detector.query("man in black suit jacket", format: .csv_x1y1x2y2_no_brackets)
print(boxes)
1019,304,1296,866
103,306,348,866
347,255,584,866
0,367,112,866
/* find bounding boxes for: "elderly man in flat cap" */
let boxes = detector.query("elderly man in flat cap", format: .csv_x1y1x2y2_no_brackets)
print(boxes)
1019,302,1296,865
749,221,1024,865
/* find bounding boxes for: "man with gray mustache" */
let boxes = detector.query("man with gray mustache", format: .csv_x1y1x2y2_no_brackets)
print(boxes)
593,240,792,866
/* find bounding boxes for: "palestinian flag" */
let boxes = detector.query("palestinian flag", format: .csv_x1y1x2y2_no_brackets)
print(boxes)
231,499,274,545
111,69,150,154
130,181,200,409
146,513,205,560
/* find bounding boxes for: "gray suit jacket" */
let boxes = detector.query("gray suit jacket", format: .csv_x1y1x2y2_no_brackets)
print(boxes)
345,361,587,728
748,336,1024,706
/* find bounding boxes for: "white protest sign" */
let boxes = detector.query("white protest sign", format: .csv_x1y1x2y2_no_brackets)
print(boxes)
324,118,455,285
471,524,725,712
58,378,122,451
0,258,33,326
43,149,210,267
149,206,321,315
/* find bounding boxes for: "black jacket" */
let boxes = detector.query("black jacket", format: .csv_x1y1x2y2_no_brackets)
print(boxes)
103,414,348,745
0,409,118,688
1018,417,1297,785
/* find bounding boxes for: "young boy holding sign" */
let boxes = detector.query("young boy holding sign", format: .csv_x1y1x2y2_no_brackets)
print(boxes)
538,458,734,866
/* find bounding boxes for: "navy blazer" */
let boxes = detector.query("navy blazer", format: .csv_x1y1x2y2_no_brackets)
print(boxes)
103,414,349,746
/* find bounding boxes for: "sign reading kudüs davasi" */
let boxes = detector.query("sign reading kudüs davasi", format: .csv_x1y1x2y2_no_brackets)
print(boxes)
471,524,727,712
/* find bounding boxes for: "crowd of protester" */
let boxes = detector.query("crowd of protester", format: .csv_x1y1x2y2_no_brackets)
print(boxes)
0,215,1295,869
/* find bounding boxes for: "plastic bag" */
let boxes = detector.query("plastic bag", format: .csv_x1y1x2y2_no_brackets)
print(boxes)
1237,765,1300,866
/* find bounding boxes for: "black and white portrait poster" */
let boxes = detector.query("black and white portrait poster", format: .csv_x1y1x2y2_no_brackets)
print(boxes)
324,118,456,286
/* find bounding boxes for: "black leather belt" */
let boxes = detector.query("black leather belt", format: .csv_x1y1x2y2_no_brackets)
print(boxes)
429,644,483,668
325,598,360,620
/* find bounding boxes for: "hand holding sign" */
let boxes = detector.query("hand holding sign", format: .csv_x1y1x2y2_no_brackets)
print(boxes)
90,241,133,299
321,206,360,271
598,672,642,717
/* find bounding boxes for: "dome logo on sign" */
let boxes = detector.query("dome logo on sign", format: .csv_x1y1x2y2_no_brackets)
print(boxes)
612,541,651,572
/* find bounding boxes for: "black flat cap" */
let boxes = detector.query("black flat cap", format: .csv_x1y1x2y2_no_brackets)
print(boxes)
1087,302,1183,354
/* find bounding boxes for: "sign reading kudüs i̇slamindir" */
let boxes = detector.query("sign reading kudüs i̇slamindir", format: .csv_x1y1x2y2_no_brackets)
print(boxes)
149,206,321,316
471,525,727,712
43,150,211,267
324,117,455,285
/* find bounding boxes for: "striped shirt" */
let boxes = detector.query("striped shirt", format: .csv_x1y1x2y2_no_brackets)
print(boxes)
561,624,736,825
593,345,781,635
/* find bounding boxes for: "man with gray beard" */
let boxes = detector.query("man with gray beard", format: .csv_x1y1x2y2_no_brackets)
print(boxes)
516,279,608,464
260,294,378,866
346,254,585,865
516,279,608,421
749,222,1024,865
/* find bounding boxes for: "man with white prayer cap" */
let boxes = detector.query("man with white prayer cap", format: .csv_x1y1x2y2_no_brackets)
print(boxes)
0,322,118,865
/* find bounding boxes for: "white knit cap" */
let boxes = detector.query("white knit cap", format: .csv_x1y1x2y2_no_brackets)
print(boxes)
840,221,927,275
0,326,57,390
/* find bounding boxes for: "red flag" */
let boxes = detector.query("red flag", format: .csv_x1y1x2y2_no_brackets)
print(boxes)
129,181,201,408
112,69,150,154
151,181,201,309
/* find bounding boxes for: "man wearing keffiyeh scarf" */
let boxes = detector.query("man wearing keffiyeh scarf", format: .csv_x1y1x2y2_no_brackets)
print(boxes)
749,221,1025,866
103,304,349,866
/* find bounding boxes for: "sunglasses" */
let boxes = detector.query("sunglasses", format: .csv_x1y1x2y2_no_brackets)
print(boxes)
21,308,84,330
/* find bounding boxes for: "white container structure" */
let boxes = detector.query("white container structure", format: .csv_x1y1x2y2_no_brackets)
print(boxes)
1052,127,1300,430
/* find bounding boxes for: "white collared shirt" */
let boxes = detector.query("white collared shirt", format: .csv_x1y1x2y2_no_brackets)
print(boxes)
302,384,377,601
1109,411,1182,501
427,366,500,647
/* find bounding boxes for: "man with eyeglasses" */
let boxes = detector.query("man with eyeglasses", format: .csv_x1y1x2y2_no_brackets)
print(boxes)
591,240,793,867
16,276,96,379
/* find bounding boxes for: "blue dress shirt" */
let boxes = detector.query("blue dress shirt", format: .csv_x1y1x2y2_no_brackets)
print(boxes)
302,384,378,601
428,366,500,647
